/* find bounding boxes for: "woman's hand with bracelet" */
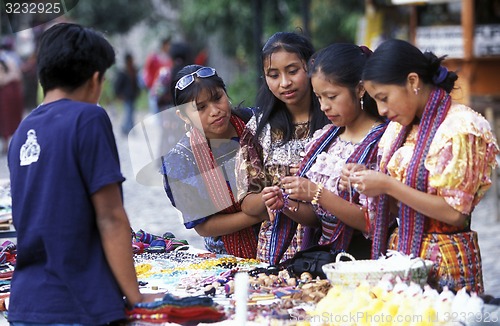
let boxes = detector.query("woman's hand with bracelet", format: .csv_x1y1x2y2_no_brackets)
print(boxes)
280,176,317,202
339,163,367,191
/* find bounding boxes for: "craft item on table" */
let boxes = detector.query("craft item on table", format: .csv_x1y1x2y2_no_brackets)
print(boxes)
134,250,261,293
312,278,491,326
0,213,11,231
272,286,300,299
0,292,9,312
224,280,235,295
0,181,11,216
133,228,189,255
0,283,9,294
131,238,148,254
146,239,167,253
162,231,176,239
234,272,249,325
322,251,433,289
0,241,16,265
126,293,225,324
0,263,14,280
134,229,162,244
165,239,189,252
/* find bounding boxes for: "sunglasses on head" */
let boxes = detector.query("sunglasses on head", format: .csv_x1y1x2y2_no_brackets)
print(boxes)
175,67,217,91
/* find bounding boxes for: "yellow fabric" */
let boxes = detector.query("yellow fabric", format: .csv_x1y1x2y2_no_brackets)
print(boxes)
389,228,484,294
379,103,499,215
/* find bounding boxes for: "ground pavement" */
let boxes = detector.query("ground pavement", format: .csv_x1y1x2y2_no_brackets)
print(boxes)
1,107,499,297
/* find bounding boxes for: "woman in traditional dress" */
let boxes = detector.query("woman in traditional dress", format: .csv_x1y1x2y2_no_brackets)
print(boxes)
343,39,498,293
160,65,262,258
262,43,387,260
237,31,330,264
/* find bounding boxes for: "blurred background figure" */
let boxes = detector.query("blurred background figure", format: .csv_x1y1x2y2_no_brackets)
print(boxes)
142,37,173,116
0,37,24,154
114,52,140,135
158,42,192,157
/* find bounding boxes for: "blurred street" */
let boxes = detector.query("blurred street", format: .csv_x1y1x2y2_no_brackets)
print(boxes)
1,105,499,296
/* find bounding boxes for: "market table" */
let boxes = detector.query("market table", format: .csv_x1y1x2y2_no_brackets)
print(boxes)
129,245,500,326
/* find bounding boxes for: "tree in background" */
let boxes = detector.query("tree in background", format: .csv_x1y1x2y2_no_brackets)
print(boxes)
67,0,155,34
176,0,364,105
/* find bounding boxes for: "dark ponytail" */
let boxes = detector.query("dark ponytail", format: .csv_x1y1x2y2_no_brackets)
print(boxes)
423,52,458,93
363,39,458,94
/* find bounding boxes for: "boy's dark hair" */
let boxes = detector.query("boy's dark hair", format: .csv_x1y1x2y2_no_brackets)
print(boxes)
37,23,115,95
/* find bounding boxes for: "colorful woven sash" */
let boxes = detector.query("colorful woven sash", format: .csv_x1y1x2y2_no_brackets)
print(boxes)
372,88,451,258
268,122,387,264
190,115,257,258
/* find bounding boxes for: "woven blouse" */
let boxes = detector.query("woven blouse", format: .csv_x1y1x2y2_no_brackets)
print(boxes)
378,103,499,233
304,124,375,244
243,115,312,263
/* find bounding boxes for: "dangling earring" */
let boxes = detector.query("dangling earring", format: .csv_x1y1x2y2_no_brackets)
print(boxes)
184,123,192,133
360,97,364,111
413,87,420,95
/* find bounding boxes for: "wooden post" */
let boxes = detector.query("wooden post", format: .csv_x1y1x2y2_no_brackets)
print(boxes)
484,107,500,221
460,0,475,105
462,0,474,61
409,5,418,45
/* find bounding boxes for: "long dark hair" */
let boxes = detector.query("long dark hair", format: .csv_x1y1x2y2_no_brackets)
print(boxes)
255,31,329,142
308,43,383,121
362,39,458,93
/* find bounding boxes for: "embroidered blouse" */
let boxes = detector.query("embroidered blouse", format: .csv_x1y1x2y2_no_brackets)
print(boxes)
304,124,376,244
161,134,241,254
378,103,499,233
238,115,312,262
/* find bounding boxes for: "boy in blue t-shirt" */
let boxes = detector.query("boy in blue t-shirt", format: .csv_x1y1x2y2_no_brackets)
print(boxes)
7,23,159,324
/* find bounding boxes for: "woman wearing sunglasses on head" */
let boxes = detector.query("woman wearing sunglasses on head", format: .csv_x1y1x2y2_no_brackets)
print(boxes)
160,65,263,258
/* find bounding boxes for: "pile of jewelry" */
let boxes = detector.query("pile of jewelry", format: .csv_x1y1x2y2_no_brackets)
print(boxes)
132,244,335,323
134,248,261,294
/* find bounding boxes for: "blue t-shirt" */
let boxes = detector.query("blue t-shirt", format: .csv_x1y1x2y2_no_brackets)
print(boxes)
7,99,127,324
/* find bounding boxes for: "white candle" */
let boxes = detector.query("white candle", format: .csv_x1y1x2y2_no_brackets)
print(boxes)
234,272,249,325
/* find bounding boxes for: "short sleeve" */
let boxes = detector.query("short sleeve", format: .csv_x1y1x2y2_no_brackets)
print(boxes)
161,146,216,227
426,105,499,214
77,107,125,195
303,124,333,154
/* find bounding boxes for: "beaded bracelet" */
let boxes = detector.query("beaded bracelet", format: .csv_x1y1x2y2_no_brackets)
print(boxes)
287,199,300,212
271,191,289,214
311,183,324,205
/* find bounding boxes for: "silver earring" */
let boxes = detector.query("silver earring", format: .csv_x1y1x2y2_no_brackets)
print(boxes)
360,97,364,110
414,87,420,95
184,123,192,133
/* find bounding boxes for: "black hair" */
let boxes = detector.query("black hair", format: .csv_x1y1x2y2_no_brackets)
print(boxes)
161,37,172,46
308,43,383,120
37,23,115,95
362,39,458,93
255,31,329,142
124,52,133,61
171,64,227,107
